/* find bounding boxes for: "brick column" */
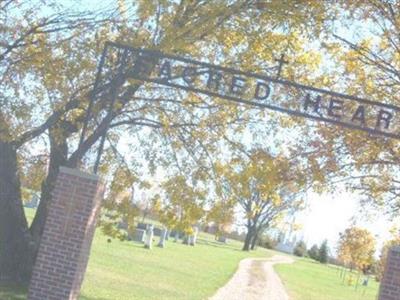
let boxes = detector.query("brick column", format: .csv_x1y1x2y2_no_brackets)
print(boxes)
378,246,400,300
28,167,104,300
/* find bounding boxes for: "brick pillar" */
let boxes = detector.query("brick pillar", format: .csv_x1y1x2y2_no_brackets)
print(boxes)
378,246,400,300
28,167,104,300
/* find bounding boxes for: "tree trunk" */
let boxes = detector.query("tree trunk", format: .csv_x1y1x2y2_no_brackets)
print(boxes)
242,225,254,251
29,127,71,271
0,141,33,283
29,162,60,249
174,230,179,242
250,230,259,250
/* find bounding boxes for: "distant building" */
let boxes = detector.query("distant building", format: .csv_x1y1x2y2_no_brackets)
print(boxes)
271,214,304,254
275,233,298,254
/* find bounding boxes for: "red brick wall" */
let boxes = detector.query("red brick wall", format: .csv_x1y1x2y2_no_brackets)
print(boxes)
28,167,104,300
379,246,400,300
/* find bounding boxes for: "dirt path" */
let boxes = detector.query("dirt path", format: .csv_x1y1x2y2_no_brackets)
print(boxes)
209,255,294,300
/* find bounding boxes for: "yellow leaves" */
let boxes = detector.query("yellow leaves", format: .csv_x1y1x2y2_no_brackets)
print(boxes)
323,41,342,55
151,194,162,213
278,116,296,128
137,0,157,20
21,156,47,193
117,0,128,20
158,175,205,232
107,166,139,204
270,193,281,206
338,227,376,270
343,51,360,74
308,155,325,184
207,200,235,229
361,175,390,204
218,148,306,222
296,51,322,71
221,30,246,50
100,170,141,240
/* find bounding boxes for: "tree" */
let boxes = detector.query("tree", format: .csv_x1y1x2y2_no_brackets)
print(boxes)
292,1,400,220
155,175,205,241
294,241,307,257
216,149,306,251
206,200,235,240
0,0,115,282
259,234,278,249
337,227,376,271
1,0,332,282
308,244,320,261
318,240,329,264
99,166,140,241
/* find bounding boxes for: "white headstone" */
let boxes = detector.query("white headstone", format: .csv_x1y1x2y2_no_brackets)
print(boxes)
190,227,199,246
144,225,154,249
157,227,168,248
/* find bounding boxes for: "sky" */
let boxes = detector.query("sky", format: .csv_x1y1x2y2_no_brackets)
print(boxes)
298,189,397,256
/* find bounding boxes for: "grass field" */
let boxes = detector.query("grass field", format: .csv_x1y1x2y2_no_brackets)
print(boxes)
1,208,383,300
79,231,269,299
275,258,380,300
0,208,270,300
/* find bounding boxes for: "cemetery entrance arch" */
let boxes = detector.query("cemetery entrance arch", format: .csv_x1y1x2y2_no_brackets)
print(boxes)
81,42,400,300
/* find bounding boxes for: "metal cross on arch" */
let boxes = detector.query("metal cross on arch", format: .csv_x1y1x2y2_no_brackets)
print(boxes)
80,41,400,173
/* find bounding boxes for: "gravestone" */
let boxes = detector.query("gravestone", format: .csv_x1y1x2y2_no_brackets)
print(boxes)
158,227,168,248
192,227,199,245
144,224,154,249
27,167,104,300
174,230,180,242
137,222,148,230
187,227,199,246
378,246,400,300
170,230,184,240
137,223,162,236
218,236,227,243
132,228,146,243
117,220,128,230
153,227,162,237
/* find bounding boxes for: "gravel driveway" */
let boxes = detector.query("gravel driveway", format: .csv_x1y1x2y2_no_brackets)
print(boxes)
209,255,294,300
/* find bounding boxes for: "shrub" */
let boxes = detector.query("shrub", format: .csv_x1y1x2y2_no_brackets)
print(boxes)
308,244,320,261
318,240,329,263
294,241,307,257
260,234,278,249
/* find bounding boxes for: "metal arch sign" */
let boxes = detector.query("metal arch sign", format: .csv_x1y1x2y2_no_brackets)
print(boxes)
92,41,400,141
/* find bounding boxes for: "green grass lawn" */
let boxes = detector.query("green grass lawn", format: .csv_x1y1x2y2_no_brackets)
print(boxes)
2,208,382,300
275,258,380,300
79,231,269,300
1,208,270,300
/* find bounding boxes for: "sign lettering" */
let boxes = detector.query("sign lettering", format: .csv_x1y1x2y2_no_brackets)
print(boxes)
96,42,400,140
